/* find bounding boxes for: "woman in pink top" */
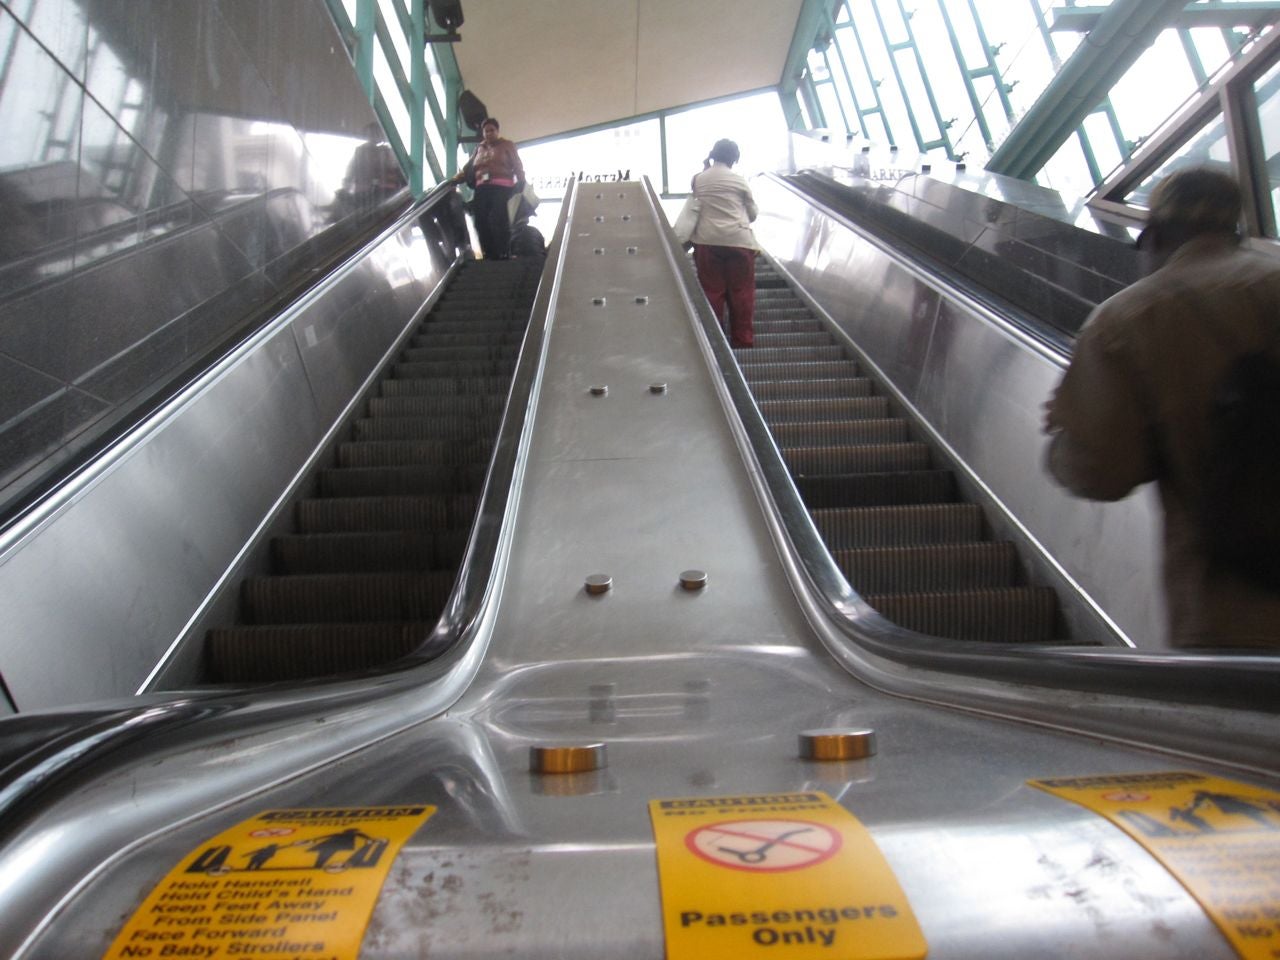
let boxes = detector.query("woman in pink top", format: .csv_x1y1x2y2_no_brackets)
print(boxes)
452,117,525,259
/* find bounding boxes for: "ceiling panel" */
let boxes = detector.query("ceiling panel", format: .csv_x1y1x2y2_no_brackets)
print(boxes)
452,0,805,143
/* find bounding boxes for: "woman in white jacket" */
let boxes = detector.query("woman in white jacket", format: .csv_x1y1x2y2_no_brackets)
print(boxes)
690,139,759,348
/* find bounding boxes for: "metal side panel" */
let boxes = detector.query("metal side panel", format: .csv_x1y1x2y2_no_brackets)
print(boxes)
7,182,1269,960
750,175,1167,649
0,211,458,710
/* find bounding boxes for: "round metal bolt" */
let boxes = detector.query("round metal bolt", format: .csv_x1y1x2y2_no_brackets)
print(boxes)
595,192,604,200
627,246,638,255
589,385,608,397
618,192,627,199
592,296,606,306
584,573,612,594
594,215,605,222
679,569,708,591
530,742,607,775
649,382,668,395
621,214,632,221
594,247,605,255
635,296,649,305
799,728,876,762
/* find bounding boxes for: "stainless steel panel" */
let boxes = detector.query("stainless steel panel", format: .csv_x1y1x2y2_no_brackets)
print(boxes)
0,212,454,710
752,175,1165,648
0,0,405,513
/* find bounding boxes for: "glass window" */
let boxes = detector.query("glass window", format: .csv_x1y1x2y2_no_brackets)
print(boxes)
519,119,661,202
664,91,789,191
1251,58,1280,235
1108,30,1201,153
1122,109,1231,210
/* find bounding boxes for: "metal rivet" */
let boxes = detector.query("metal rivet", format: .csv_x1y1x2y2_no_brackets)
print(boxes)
618,192,626,198
592,296,606,306
622,214,632,221
589,385,608,397
635,296,648,304
594,215,605,222
530,743,607,774
594,247,605,255
649,382,667,394
627,246,638,255
799,729,876,761
584,573,612,594
679,569,707,591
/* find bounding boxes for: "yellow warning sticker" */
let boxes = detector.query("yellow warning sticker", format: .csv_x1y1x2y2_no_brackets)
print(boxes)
103,804,435,959
648,792,926,959
1029,772,1280,959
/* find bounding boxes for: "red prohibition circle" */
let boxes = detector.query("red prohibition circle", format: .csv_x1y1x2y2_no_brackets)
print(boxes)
685,818,842,873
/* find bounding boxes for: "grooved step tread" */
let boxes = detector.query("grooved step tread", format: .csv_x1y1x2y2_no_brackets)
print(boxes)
241,571,456,625
835,542,1020,593
864,587,1058,643
207,623,435,682
273,530,467,574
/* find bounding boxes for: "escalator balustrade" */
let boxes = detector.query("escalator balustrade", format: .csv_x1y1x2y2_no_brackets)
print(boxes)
734,262,1076,644
206,259,542,682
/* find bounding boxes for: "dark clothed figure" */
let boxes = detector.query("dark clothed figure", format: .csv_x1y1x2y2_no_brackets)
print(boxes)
690,139,759,348
453,117,525,259
1043,167,1280,649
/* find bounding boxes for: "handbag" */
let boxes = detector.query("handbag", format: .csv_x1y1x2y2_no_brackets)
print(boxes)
673,197,702,244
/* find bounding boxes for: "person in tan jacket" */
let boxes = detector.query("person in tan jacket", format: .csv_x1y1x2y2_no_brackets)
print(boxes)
1044,167,1280,649
690,139,759,347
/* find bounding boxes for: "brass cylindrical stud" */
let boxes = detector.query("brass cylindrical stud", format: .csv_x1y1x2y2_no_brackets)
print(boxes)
594,247,605,255
679,569,708,591
627,246,638,255
649,383,668,395
531,743,607,774
635,296,649,304
592,296,606,305
584,574,612,595
799,729,876,761
589,385,608,397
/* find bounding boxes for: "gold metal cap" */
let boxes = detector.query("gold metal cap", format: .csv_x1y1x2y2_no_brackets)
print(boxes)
799,728,876,761
530,742,607,774
679,569,708,590
584,574,612,595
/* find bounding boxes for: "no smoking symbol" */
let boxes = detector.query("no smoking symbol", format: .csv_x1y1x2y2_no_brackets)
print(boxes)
685,819,842,873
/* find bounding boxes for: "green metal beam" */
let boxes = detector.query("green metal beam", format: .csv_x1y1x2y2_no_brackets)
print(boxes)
1050,2,1280,33
987,0,1189,180
778,0,837,104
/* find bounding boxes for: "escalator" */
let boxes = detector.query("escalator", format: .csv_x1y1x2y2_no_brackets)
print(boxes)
729,261,1070,644
205,259,542,683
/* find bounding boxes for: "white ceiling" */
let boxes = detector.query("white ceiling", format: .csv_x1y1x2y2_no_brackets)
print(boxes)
451,0,807,144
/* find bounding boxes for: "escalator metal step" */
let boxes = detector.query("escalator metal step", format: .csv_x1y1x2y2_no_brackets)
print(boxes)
353,415,501,442
752,332,835,349
380,376,513,397
297,495,478,533
783,441,930,475
318,464,488,498
207,622,433,682
414,319,526,335
812,503,984,548
864,588,1058,643
272,530,467,574
797,470,955,508
834,542,1019,593
753,381,881,402
761,394,882,420
736,345,846,363
369,394,508,418
770,418,908,447
754,307,815,322
401,345,519,363
393,359,516,379
745,361,860,382
337,439,493,468
410,330,525,348
241,572,455,624
756,319,825,334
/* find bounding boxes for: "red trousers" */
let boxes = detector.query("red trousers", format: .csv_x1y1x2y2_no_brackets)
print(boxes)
694,244,756,347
